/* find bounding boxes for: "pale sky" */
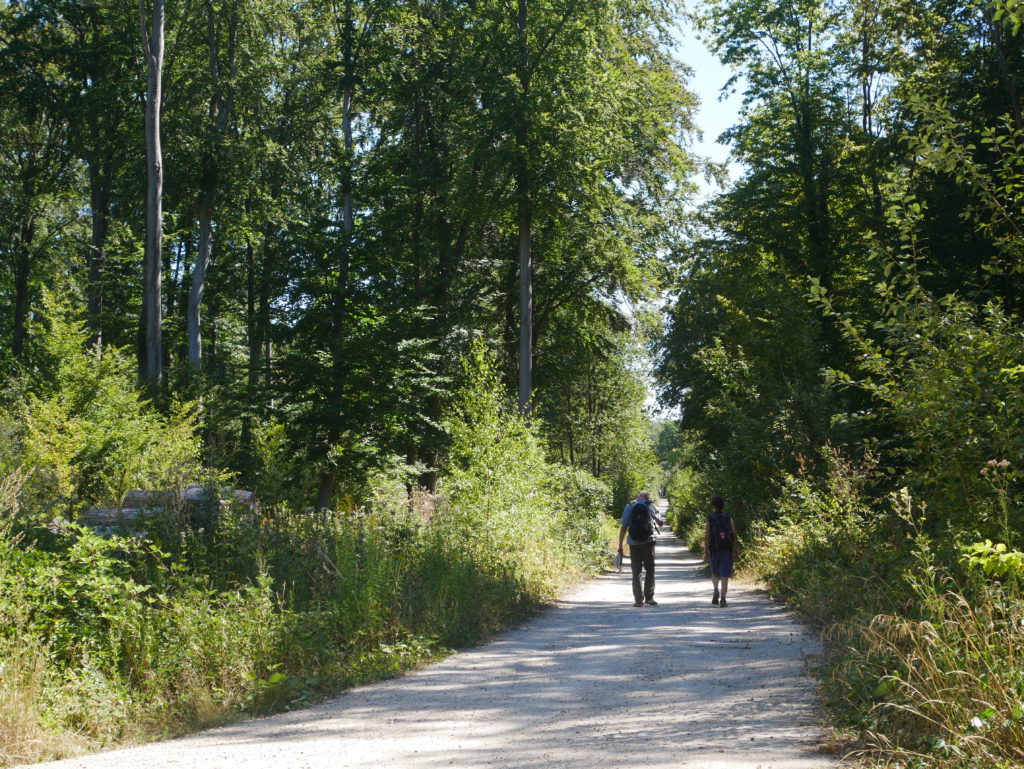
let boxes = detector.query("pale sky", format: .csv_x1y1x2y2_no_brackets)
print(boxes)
644,12,746,415
671,12,746,196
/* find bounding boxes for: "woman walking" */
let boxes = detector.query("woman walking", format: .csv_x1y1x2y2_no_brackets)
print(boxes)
703,496,737,606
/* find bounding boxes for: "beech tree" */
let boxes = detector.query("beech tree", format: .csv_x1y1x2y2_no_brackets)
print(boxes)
0,0,697,509
140,0,165,387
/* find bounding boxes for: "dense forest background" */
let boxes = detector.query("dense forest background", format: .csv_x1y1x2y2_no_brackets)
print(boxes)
2,0,1024,766
656,0,1024,765
0,0,690,515
0,0,688,761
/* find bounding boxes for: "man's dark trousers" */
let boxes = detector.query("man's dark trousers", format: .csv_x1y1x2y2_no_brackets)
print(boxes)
630,541,655,603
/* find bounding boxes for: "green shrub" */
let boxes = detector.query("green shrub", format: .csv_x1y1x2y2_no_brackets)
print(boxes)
745,452,910,626
746,455,1024,768
2,302,202,518
665,459,707,550
0,342,612,764
826,528,1024,768
439,342,610,599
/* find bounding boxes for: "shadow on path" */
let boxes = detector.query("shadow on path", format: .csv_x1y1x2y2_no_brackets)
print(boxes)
37,529,839,769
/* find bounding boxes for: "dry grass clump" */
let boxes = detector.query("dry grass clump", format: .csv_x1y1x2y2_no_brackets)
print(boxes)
0,645,48,765
829,573,1024,768
0,644,90,765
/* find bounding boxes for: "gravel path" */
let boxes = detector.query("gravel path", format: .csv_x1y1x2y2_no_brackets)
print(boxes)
34,528,838,769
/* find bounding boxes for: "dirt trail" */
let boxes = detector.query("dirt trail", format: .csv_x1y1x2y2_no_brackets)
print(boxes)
34,527,838,769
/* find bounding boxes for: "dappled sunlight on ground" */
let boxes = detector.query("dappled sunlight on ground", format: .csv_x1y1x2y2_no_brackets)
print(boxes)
34,531,837,769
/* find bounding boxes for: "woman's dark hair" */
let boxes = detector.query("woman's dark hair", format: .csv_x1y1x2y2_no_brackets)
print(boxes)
710,496,724,511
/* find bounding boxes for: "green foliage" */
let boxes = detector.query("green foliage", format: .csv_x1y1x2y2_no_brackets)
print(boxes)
657,2,1024,764
0,0,696,510
745,460,1024,767
825,526,1024,768
0,343,612,763
1,301,203,518
441,342,611,597
745,453,909,626
539,320,661,512
996,0,1024,34
812,104,1024,546
961,540,1024,579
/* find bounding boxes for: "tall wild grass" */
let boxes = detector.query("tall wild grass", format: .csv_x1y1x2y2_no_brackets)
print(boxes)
746,456,1024,769
0,343,613,764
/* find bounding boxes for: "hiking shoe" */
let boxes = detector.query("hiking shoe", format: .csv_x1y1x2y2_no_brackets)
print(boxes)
719,597,728,607
633,601,644,607
645,599,659,606
712,591,720,605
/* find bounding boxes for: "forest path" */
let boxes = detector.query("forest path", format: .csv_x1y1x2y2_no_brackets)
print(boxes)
38,525,838,769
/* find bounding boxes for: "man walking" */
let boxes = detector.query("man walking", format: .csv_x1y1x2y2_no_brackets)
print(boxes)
617,491,665,607
703,495,737,607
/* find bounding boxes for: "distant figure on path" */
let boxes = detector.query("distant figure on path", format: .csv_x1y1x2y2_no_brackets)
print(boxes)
617,490,665,607
703,495,737,606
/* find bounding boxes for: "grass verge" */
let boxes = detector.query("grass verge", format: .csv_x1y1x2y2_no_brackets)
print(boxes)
744,478,1024,769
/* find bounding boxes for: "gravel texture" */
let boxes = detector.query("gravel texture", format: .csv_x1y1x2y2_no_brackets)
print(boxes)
32,527,838,769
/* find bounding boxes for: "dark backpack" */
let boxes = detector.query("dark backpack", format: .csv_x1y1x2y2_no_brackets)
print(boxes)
627,500,654,541
708,511,733,552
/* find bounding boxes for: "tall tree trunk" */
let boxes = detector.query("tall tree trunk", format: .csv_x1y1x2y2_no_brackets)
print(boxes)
795,100,832,287
175,233,193,365
86,157,111,348
246,240,260,389
316,0,355,512
141,0,165,388
259,229,272,377
187,0,237,371
860,33,883,220
12,218,34,359
517,190,532,411
188,188,214,369
515,0,533,413
989,9,1023,131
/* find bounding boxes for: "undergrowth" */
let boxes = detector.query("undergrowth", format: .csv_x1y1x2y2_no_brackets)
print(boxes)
0,341,612,765
745,454,1024,769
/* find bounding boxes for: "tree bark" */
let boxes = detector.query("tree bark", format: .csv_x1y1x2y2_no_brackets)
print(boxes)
187,0,237,371
517,190,533,411
795,100,832,287
86,156,111,348
989,9,1023,131
246,240,260,389
259,229,272,376
188,188,214,368
860,32,883,220
316,0,356,512
515,0,533,413
12,218,34,360
141,0,165,389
